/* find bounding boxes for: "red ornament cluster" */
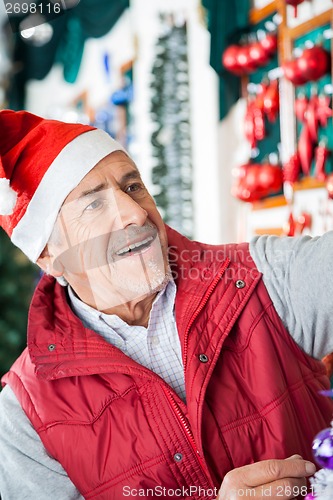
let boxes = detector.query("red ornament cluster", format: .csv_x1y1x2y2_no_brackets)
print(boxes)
225,6,333,207
232,162,283,203
222,33,277,76
244,80,279,149
282,46,331,86
283,91,332,185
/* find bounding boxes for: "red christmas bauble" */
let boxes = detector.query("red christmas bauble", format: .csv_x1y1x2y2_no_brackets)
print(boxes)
222,45,242,75
232,163,283,202
260,33,278,56
282,59,308,85
248,42,270,67
236,45,257,74
297,46,331,82
258,163,283,192
286,0,305,6
286,0,305,16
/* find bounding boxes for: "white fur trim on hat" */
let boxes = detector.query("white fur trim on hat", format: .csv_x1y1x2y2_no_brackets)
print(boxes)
11,129,125,262
0,178,17,215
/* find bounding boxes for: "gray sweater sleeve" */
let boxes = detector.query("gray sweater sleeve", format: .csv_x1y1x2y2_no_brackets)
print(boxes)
0,384,83,500
250,231,333,360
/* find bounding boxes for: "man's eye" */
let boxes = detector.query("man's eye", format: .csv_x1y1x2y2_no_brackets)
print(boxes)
126,183,143,194
84,199,103,212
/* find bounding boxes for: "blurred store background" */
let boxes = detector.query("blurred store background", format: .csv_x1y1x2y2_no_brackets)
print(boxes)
1,0,333,377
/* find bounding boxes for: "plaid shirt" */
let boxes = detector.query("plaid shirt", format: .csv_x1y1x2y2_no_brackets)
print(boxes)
68,280,186,401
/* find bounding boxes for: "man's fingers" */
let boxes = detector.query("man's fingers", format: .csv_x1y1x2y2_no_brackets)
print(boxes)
220,476,307,500
218,458,317,499
256,475,307,499
286,454,303,460
229,457,316,488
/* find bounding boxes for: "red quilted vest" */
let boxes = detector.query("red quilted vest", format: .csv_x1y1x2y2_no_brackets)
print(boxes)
3,227,333,499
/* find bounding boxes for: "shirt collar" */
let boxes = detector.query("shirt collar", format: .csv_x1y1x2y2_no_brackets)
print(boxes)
67,279,176,337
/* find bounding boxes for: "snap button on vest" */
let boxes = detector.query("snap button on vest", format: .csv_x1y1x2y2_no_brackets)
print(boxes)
235,279,245,289
48,344,56,351
199,353,209,363
174,453,183,462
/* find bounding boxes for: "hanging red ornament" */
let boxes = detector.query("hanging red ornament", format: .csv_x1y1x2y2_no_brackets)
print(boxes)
298,123,314,175
282,59,308,86
286,0,306,17
297,46,331,82
258,162,283,192
222,45,242,75
248,41,270,67
231,163,260,202
253,105,266,142
259,33,278,56
254,82,269,111
244,100,257,149
263,80,279,122
243,164,261,192
294,93,308,122
283,152,301,184
296,211,312,234
316,94,333,128
314,142,330,181
306,92,319,143
283,46,330,85
283,212,296,236
232,162,283,203
236,45,257,74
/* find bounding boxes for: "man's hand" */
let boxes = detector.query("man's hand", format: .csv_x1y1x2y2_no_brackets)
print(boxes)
217,455,316,499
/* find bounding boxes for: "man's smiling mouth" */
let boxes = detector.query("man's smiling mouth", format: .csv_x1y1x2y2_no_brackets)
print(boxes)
115,235,155,257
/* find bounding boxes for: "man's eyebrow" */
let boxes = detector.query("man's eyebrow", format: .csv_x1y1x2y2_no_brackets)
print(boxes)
78,183,108,199
78,170,141,199
120,170,141,183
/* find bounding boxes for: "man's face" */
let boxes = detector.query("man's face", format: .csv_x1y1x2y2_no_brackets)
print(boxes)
45,151,169,311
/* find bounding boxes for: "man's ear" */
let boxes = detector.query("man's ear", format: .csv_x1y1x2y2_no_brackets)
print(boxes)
36,246,64,278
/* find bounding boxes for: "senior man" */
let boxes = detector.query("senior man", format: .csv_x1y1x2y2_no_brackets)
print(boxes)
0,110,332,500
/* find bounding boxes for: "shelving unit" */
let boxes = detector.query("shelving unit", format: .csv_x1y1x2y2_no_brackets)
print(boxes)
242,0,333,236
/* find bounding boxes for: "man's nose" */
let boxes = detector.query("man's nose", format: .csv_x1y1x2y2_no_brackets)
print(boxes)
113,190,148,229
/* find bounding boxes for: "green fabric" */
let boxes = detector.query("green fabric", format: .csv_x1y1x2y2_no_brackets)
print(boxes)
75,0,130,38
202,0,250,120
56,16,86,84
57,0,130,83
9,0,130,109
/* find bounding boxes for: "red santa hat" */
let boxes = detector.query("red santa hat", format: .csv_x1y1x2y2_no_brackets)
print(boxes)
0,109,125,262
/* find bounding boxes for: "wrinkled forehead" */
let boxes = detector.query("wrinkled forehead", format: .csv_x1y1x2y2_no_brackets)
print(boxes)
62,150,138,205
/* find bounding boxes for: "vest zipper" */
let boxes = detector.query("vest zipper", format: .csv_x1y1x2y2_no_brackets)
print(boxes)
182,258,230,370
163,386,212,483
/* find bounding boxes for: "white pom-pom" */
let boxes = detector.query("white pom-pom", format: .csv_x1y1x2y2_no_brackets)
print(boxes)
0,178,17,215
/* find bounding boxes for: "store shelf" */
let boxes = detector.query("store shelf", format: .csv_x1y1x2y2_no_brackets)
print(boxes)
252,176,326,210
249,1,277,24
